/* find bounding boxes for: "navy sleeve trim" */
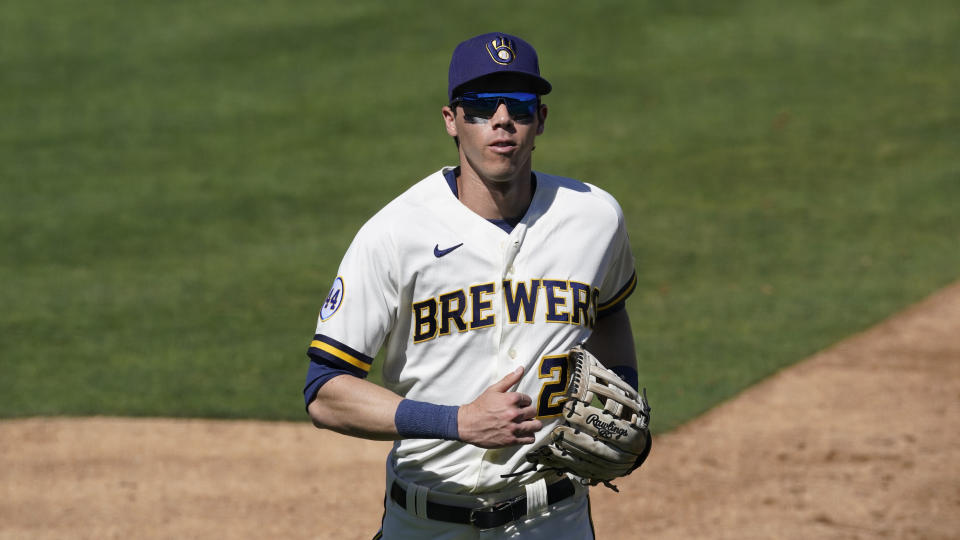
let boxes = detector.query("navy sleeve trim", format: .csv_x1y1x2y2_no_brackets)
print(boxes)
307,334,373,375
598,271,637,314
596,300,626,319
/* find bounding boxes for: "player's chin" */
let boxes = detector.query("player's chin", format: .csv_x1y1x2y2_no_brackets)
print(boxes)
481,158,527,182
487,146,529,168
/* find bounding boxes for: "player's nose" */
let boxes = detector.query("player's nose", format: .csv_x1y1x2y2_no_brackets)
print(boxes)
490,102,514,130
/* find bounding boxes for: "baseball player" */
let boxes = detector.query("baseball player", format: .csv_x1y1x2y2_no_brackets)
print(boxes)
304,32,648,539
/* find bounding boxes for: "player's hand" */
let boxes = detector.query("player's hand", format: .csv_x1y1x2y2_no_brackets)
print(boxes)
457,367,543,449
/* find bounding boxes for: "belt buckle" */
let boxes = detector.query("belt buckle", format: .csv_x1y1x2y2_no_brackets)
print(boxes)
469,495,524,530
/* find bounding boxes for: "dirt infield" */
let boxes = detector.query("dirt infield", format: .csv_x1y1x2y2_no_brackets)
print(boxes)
2,282,958,539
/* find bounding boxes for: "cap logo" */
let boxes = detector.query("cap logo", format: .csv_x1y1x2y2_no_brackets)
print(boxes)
486,36,517,65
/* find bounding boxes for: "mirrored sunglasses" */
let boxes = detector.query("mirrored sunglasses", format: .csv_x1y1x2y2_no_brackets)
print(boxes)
451,92,539,123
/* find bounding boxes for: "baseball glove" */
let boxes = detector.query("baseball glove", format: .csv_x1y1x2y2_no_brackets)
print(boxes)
525,346,651,491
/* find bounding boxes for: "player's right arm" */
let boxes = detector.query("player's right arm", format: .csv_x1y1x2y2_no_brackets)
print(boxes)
306,213,539,447
306,365,542,448
306,372,402,440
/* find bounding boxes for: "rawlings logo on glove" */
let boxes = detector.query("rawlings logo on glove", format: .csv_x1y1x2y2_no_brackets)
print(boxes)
585,414,629,440
520,346,651,491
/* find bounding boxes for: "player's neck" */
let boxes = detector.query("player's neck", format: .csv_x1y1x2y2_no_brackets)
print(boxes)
455,167,533,221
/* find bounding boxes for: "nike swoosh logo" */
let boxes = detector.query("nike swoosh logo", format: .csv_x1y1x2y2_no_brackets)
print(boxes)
433,243,464,258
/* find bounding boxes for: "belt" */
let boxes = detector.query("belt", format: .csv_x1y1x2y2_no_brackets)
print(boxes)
390,477,577,530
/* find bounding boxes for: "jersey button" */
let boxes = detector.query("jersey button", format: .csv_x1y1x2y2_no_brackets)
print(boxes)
508,348,518,359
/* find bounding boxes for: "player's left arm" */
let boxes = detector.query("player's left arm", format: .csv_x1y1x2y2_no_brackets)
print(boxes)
585,184,638,387
583,306,651,471
583,307,639,389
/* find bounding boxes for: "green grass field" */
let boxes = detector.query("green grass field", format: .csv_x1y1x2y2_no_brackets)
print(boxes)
2,0,958,431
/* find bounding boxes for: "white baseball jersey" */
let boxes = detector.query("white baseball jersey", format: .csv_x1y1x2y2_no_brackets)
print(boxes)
311,166,636,494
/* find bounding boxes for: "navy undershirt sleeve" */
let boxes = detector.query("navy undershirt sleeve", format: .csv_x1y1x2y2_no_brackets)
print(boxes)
303,358,357,408
610,364,639,390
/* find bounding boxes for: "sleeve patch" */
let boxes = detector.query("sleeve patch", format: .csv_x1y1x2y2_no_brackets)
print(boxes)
320,277,345,321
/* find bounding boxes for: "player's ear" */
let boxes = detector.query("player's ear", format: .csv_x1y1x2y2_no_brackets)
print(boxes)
536,104,547,135
442,105,458,137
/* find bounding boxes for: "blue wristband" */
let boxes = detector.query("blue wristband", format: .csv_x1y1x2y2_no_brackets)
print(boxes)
394,399,460,440
611,365,639,391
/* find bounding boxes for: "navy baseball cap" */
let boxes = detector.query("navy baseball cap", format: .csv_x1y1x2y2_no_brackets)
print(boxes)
448,32,552,101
